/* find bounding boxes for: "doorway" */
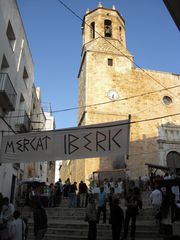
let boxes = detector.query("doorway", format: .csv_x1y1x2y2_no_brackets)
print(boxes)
10,174,16,203
167,151,180,174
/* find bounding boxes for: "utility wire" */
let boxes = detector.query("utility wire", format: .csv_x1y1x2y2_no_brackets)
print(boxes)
5,83,180,118
2,111,180,133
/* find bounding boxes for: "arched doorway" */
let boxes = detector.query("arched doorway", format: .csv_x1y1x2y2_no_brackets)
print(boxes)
167,151,180,175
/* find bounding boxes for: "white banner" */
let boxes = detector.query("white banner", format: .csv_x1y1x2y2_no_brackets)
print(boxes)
0,119,130,163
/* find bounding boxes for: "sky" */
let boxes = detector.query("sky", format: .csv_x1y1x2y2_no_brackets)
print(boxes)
17,0,180,130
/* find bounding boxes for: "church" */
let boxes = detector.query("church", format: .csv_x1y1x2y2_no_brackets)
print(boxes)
60,3,180,183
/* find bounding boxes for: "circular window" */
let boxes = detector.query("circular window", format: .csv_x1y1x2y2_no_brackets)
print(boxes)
163,96,172,105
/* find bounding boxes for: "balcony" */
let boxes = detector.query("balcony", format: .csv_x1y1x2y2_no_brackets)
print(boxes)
0,73,17,111
16,110,32,132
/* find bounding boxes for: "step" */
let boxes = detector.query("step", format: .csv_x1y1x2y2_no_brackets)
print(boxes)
27,219,158,228
27,233,163,240
21,206,154,218
28,224,159,234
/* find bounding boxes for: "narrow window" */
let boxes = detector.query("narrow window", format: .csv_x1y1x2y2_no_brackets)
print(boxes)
104,19,112,37
90,22,95,39
119,26,122,40
108,58,113,66
6,21,16,51
1,54,9,69
23,67,28,87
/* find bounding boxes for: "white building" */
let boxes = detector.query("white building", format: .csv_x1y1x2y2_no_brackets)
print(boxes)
0,0,47,202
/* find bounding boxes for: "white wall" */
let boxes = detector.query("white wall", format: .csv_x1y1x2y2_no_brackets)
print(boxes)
0,0,34,201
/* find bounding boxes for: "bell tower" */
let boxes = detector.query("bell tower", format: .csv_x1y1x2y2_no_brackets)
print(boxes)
81,2,127,49
75,3,133,183
78,3,133,126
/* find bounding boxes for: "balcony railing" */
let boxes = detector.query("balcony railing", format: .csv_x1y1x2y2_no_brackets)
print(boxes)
0,73,17,111
16,110,32,132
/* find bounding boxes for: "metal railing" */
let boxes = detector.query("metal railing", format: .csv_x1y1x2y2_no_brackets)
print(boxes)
17,110,32,132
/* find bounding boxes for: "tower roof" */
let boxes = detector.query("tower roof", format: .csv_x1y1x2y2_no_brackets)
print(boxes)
82,5,125,28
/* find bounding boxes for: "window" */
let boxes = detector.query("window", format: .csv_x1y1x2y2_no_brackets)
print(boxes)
119,26,122,40
104,19,112,37
23,67,28,87
1,54,9,69
163,96,172,105
6,21,16,51
108,58,113,66
20,93,25,102
90,22,95,39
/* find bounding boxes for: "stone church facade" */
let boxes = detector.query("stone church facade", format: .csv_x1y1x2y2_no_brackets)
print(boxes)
60,4,180,183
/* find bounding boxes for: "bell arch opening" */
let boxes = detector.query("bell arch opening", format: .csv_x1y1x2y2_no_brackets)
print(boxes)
104,19,112,38
90,22,95,39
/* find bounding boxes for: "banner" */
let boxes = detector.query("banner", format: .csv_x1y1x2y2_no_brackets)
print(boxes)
0,119,130,163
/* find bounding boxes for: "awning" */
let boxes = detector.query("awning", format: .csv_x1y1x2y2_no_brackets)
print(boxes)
145,163,169,176
145,163,169,171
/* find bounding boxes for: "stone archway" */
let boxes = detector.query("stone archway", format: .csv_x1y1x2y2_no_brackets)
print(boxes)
166,151,180,174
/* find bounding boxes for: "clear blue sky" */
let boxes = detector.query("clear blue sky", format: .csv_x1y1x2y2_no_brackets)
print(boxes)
17,0,180,129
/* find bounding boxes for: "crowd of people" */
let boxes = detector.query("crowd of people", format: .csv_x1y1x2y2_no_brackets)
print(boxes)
0,195,27,240
85,183,142,240
46,178,88,208
0,193,47,240
1,173,180,240
83,174,180,240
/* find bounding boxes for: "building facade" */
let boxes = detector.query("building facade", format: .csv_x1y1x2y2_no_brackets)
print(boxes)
0,0,49,201
60,3,180,184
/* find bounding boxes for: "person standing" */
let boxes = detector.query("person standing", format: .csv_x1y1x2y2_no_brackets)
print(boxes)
110,198,124,240
48,183,55,207
68,182,77,208
150,185,163,219
122,187,142,240
85,195,97,240
8,210,26,240
97,186,107,224
63,178,71,198
79,181,88,208
55,178,63,205
33,201,48,240
159,192,174,237
1,197,15,240
109,187,115,212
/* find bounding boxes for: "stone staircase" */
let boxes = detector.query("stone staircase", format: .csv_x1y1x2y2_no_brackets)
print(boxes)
21,191,164,240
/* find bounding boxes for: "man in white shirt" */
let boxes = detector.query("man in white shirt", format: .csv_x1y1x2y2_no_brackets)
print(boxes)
8,210,26,240
150,186,163,217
